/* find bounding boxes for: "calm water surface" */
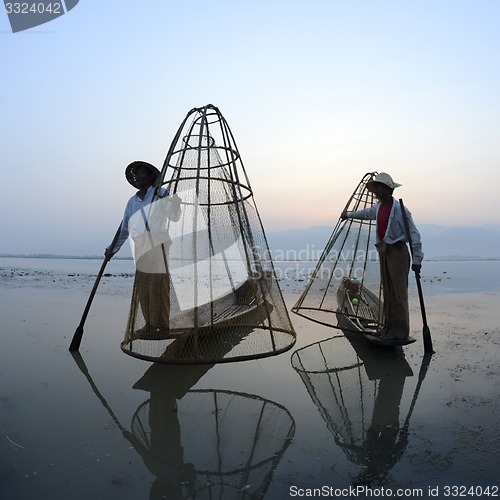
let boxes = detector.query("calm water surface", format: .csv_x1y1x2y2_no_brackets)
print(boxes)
2,257,499,293
1,257,499,499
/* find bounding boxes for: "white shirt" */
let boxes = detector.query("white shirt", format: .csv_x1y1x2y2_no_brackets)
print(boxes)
347,198,424,265
112,186,179,254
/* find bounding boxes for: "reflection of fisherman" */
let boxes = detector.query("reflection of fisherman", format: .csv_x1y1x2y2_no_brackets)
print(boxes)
105,161,181,332
341,173,423,341
293,333,414,486
134,364,209,499
356,359,409,484
353,334,433,489
340,332,414,486
74,348,294,500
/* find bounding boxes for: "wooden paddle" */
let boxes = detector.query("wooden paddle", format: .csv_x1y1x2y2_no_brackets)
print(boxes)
69,225,122,351
399,199,434,354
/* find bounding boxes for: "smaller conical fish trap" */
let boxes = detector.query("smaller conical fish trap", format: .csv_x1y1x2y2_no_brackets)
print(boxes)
121,104,296,363
292,172,383,333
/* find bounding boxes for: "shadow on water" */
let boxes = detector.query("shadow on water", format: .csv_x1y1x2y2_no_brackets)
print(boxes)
71,353,295,499
290,331,431,487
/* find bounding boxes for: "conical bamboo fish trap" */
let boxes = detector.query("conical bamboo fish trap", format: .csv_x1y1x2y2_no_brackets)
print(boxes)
292,172,384,333
121,104,296,363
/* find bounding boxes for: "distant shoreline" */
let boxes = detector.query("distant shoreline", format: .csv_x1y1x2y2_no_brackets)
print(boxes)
0,254,133,261
1,253,499,262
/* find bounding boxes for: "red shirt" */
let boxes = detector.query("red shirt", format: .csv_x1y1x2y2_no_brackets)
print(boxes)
377,200,393,240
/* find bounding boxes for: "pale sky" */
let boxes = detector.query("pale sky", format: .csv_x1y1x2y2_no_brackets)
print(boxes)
2,1,500,255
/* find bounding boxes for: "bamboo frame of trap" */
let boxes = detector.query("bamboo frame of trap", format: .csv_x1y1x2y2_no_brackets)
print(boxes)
292,172,385,334
121,104,296,364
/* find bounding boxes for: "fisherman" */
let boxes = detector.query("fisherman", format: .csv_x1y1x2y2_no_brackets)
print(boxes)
105,161,181,333
341,173,423,341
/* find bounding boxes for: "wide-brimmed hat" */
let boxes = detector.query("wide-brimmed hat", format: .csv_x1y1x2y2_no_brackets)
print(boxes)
125,161,161,188
366,172,402,192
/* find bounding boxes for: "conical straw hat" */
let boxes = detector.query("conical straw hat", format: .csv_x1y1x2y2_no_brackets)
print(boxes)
366,172,401,191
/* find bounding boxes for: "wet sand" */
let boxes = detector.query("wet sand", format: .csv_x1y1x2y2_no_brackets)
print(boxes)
1,258,499,499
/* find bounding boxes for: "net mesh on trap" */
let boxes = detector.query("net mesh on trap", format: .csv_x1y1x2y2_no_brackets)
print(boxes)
292,172,384,333
121,104,296,363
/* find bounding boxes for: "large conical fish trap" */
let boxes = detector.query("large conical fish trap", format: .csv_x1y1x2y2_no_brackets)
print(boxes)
121,104,296,363
292,172,384,333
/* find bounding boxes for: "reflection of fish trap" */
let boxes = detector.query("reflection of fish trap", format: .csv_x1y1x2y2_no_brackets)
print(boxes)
291,335,417,481
121,104,296,363
131,389,295,498
292,172,384,334
291,336,377,463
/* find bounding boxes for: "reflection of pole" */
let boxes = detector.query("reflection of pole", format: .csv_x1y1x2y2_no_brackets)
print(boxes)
401,353,432,433
70,352,134,441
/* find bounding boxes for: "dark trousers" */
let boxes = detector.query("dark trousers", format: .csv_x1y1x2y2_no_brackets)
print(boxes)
376,241,410,339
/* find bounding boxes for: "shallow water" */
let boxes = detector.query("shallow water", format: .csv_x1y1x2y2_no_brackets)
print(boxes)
2,257,499,294
1,258,499,499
